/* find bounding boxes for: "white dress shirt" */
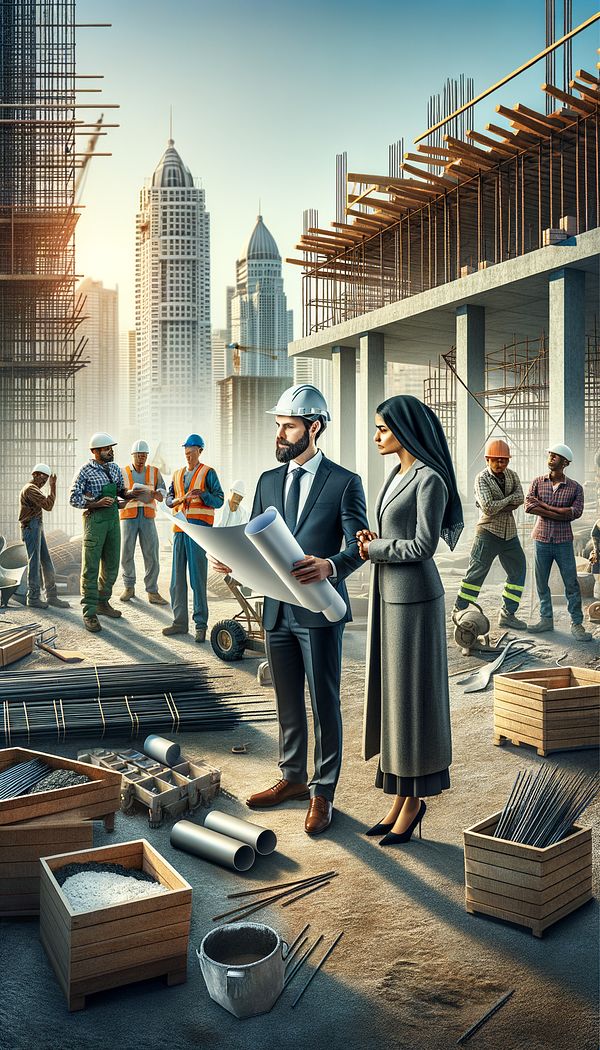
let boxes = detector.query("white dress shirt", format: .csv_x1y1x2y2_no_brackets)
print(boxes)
284,449,337,578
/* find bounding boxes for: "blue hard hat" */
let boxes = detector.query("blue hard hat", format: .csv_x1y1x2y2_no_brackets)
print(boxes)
182,434,204,448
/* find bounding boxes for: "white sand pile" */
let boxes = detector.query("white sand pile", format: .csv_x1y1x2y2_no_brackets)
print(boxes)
61,870,171,912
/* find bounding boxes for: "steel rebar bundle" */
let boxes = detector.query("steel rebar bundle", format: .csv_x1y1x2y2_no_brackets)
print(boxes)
0,662,222,701
494,765,600,847
0,759,51,799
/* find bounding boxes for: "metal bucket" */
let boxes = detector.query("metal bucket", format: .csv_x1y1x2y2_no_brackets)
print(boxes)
197,922,287,1018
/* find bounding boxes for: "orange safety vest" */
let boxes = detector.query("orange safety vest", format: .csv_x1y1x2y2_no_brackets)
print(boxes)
120,465,159,520
172,463,215,533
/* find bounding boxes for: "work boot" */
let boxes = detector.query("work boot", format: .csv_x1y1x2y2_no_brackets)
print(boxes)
195,628,206,643
96,601,122,618
27,596,48,609
498,609,528,630
83,615,102,633
162,622,188,636
571,623,593,641
120,587,135,602
527,617,554,633
148,591,168,605
47,596,70,609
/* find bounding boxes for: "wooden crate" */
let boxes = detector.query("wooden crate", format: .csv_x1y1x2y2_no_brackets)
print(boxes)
0,817,93,917
39,839,192,1010
0,747,121,830
493,666,600,756
0,634,35,667
464,811,593,938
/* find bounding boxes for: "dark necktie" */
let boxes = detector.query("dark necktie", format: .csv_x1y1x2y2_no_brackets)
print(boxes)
284,467,306,531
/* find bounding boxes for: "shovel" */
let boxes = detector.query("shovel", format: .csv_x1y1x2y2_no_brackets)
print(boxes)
36,641,85,663
457,639,536,692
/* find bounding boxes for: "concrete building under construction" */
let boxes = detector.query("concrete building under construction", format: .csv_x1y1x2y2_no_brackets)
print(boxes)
287,33,600,517
0,0,110,540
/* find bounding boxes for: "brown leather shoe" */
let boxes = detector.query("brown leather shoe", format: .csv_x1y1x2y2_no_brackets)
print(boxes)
305,796,333,836
246,778,309,809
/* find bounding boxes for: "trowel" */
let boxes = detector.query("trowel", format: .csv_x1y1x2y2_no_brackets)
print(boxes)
457,639,536,692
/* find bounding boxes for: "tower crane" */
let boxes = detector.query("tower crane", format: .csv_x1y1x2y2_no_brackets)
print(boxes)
226,342,279,374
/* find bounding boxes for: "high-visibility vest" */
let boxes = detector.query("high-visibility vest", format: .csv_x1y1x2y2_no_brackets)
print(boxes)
172,463,215,533
120,465,159,520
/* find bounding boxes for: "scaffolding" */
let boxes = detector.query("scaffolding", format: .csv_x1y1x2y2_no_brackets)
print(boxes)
289,66,600,337
424,330,600,483
0,1,89,540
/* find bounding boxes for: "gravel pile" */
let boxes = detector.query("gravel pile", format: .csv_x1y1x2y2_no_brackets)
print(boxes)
27,768,90,793
57,861,170,913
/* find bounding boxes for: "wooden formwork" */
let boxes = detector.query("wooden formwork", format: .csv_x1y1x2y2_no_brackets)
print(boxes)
0,747,121,830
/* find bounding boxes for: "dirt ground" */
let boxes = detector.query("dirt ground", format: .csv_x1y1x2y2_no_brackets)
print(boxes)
0,549,598,1050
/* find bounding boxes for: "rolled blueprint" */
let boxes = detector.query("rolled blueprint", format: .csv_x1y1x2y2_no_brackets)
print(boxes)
171,819,255,872
204,810,277,856
157,504,347,622
144,734,181,766
246,508,347,622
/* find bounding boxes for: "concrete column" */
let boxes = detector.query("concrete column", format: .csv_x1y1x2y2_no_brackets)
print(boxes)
549,268,586,478
358,332,385,516
331,346,356,470
455,304,486,498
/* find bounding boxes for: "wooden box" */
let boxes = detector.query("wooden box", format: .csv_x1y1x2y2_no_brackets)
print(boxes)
0,817,93,917
0,633,35,667
493,666,600,756
39,839,192,1010
0,747,121,830
464,811,592,938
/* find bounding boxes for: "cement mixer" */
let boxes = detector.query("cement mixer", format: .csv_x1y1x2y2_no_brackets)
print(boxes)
452,603,491,655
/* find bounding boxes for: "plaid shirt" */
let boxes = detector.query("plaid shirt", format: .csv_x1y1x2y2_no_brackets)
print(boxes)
525,474,584,543
69,460,126,510
474,467,523,540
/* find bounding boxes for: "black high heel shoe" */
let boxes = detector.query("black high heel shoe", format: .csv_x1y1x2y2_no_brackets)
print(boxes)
379,801,427,846
365,819,395,837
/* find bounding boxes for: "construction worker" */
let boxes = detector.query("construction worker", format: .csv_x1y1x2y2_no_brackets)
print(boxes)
18,464,69,609
119,440,168,605
217,480,249,527
525,443,592,640
69,433,134,633
163,434,224,642
453,438,527,629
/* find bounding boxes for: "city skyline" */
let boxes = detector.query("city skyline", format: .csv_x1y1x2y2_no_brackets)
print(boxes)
75,0,595,335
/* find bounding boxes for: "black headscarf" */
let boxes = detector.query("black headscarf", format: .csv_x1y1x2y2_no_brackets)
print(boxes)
377,394,464,550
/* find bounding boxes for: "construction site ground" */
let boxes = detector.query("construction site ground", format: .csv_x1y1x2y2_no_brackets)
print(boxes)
0,548,598,1050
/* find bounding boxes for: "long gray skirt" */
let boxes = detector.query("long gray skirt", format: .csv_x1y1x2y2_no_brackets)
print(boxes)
374,593,452,789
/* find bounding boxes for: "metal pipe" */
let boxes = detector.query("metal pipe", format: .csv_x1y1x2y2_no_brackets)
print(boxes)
143,734,181,766
204,811,277,856
171,819,255,872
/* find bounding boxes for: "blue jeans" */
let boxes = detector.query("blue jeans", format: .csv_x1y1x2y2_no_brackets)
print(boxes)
169,529,208,630
20,517,57,600
534,540,583,624
121,513,160,592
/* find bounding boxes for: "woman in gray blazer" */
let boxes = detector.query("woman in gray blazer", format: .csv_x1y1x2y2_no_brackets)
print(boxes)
357,395,463,846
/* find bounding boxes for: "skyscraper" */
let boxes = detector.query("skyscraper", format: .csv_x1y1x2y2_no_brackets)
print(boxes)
229,215,292,376
135,138,210,463
75,278,120,458
119,329,137,449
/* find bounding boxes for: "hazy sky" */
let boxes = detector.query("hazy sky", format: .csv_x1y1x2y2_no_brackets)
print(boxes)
75,0,597,335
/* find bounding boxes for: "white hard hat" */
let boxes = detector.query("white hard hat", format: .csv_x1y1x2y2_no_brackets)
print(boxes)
230,479,246,496
90,432,117,449
547,442,574,462
267,383,331,421
32,463,52,476
131,439,150,454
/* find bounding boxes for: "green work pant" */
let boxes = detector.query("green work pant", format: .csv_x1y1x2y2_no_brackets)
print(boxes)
455,530,526,614
81,508,121,618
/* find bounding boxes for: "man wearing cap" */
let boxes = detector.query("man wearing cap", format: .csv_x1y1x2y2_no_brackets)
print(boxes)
213,384,369,836
70,433,135,632
453,438,527,629
119,440,168,605
163,435,224,643
218,481,249,527
18,465,69,609
525,444,592,640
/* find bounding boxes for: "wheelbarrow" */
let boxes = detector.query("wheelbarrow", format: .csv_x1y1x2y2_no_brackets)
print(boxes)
210,575,266,661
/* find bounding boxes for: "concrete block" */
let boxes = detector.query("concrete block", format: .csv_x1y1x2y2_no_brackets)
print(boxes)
543,228,568,246
559,215,577,236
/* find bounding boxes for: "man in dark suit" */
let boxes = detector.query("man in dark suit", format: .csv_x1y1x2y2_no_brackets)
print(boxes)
245,383,368,835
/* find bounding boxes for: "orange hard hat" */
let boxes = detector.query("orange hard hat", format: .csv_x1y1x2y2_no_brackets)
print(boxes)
485,438,511,459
